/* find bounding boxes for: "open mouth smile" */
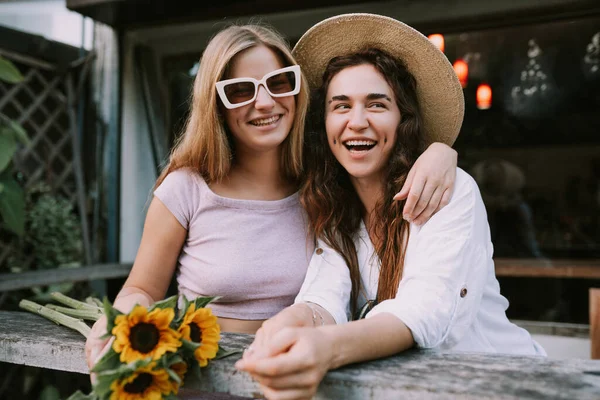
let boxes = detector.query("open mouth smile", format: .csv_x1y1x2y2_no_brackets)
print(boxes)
343,139,377,152
249,114,282,127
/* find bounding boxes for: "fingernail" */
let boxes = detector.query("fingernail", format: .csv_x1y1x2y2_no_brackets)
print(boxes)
403,214,412,222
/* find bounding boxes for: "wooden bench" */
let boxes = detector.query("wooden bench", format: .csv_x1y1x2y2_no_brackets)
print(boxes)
0,263,132,293
494,258,600,279
1,311,600,399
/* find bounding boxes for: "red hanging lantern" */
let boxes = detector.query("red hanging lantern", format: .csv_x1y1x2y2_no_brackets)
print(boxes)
453,59,468,88
476,83,492,110
427,34,445,53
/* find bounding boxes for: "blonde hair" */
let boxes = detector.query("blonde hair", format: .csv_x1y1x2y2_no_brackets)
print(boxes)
156,24,309,188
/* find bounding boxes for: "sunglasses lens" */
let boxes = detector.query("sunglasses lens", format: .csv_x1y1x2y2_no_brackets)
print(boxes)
223,81,256,104
266,71,296,95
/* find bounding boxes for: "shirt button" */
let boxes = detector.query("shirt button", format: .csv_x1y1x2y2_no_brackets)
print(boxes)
460,287,468,298
316,248,323,255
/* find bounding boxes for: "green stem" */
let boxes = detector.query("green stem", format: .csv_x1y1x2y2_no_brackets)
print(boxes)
19,299,91,338
45,304,103,321
85,297,103,308
50,292,101,312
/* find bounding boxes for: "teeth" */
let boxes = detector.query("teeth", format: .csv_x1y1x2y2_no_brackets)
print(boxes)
250,115,280,126
344,140,376,146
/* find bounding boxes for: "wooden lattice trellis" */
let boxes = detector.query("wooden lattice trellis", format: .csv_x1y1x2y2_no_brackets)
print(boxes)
0,48,94,270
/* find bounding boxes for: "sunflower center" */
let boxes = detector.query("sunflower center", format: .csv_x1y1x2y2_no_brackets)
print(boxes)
190,323,202,343
129,323,160,353
124,372,153,394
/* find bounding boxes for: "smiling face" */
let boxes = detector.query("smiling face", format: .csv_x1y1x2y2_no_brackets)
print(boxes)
222,45,296,155
325,64,401,185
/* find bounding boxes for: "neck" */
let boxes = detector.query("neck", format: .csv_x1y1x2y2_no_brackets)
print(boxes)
228,146,294,196
350,175,384,221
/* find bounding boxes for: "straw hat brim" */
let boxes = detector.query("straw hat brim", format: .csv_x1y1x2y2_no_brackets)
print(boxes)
292,13,464,146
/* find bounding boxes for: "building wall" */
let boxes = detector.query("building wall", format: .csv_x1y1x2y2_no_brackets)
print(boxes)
0,0,93,49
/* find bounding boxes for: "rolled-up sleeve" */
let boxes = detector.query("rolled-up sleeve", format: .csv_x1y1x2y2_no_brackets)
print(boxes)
294,239,352,324
367,171,490,349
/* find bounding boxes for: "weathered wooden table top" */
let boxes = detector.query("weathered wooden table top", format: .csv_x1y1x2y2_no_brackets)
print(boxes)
1,311,599,399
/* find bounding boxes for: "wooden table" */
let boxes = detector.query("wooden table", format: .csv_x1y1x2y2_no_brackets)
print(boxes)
1,311,600,399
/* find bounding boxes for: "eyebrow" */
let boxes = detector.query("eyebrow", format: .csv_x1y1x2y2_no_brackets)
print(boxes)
328,95,349,104
328,93,392,104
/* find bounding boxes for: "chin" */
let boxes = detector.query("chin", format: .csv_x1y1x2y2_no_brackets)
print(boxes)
344,168,370,179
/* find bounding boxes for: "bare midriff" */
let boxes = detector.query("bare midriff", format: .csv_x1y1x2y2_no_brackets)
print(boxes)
218,316,265,334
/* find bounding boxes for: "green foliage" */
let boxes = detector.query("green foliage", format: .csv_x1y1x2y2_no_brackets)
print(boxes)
0,56,28,236
0,55,24,83
7,184,83,272
38,385,61,400
0,169,24,236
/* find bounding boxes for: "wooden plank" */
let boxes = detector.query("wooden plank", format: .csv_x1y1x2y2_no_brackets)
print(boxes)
513,319,589,339
495,258,600,279
0,311,88,373
1,311,600,399
0,263,132,292
591,288,600,359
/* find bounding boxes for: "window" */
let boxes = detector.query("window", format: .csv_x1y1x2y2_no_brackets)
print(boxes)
441,16,600,323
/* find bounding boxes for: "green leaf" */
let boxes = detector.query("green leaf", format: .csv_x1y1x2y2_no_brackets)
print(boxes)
91,348,120,373
0,174,24,236
193,296,220,309
160,353,184,368
9,120,29,145
0,131,17,173
215,346,241,360
166,366,182,385
31,282,75,302
181,338,201,352
175,296,190,324
102,297,123,334
39,385,61,400
93,374,116,399
65,391,98,400
0,56,24,83
151,295,178,311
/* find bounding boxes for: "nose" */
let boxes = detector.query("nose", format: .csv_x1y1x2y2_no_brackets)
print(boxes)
254,85,276,110
347,107,368,131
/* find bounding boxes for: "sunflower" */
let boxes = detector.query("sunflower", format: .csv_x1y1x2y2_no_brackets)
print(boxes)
178,304,220,367
112,305,181,363
109,362,179,400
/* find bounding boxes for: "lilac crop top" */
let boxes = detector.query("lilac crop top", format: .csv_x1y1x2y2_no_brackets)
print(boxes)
153,169,313,320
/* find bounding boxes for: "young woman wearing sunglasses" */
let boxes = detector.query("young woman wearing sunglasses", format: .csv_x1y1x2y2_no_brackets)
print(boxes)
84,23,459,372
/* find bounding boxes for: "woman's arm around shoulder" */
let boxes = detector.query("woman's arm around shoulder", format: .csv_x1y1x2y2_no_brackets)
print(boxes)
394,142,458,225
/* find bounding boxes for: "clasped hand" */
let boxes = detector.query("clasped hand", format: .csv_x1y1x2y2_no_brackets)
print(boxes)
236,317,335,400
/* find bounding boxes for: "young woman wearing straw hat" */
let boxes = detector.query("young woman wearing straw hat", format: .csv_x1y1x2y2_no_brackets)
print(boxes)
237,14,545,400
84,23,459,372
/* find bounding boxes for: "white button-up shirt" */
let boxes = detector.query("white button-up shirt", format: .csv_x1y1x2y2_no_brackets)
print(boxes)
296,168,545,356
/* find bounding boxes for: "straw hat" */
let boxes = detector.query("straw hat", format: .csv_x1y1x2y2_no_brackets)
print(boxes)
292,13,464,146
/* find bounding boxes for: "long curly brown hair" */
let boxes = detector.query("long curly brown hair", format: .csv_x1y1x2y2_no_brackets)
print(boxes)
300,48,427,315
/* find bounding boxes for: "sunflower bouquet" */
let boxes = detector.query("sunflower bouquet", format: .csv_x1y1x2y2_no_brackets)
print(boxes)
20,293,231,400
